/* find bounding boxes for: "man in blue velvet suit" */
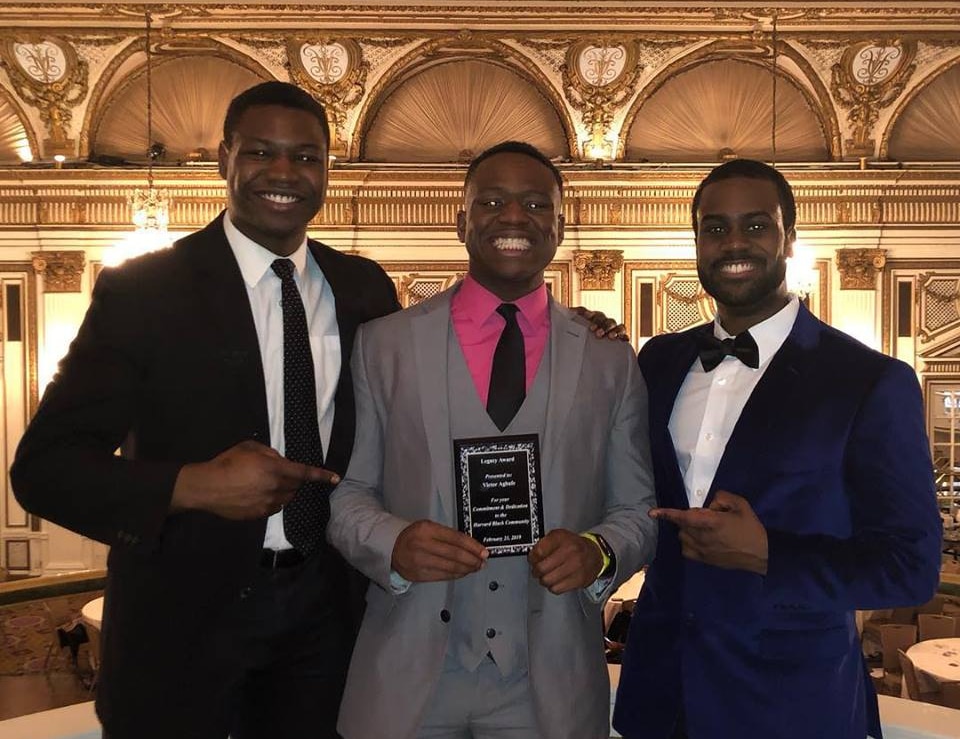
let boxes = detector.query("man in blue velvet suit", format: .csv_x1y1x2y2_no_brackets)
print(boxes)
613,158,942,739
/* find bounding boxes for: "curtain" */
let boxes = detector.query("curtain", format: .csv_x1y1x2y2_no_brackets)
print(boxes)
0,98,30,163
888,65,960,161
93,56,264,162
363,60,567,162
625,59,828,162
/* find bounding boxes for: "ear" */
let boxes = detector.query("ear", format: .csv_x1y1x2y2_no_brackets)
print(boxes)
557,214,565,246
217,141,229,180
456,210,467,243
785,227,796,259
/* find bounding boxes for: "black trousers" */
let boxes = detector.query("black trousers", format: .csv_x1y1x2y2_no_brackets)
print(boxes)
105,550,353,739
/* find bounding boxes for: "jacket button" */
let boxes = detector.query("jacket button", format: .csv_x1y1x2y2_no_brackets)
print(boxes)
486,628,496,639
489,581,499,591
440,609,451,623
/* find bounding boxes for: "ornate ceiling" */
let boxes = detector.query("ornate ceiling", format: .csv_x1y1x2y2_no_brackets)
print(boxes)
0,2,956,231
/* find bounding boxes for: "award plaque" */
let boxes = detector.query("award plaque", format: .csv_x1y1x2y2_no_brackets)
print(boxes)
454,434,544,557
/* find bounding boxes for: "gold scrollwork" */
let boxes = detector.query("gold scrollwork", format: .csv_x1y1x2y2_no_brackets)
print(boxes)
831,40,916,158
31,250,86,293
287,38,367,155
573,249,623,291
1,36,88,157
835,247,887,290
562,39,643,161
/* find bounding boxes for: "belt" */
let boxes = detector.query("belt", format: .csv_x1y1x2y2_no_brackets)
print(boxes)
259,548,306,569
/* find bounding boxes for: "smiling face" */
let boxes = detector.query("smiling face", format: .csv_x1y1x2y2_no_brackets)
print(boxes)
695,176,795,334
456,151,564,301
218,103,328,256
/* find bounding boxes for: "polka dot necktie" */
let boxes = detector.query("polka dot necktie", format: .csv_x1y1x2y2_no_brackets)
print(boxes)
271,258,327,555
487,303,526,432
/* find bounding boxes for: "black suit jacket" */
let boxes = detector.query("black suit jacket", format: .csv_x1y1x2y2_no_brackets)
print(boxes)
10,213,400,729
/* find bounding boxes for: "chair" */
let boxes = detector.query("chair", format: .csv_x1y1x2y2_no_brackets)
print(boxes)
863,607,918,648
878,624,918,693
918,613,958,641
941,681,960,709
898,649,942,704
916,595,946,616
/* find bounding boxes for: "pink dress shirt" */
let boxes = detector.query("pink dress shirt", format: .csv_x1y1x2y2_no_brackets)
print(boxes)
450,275,550,407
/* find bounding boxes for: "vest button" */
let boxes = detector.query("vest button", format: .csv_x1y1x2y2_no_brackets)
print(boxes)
489,581,499,591
486,627,496,639
440,609,451,623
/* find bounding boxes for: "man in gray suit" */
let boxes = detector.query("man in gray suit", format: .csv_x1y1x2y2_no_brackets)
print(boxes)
327,141,657,739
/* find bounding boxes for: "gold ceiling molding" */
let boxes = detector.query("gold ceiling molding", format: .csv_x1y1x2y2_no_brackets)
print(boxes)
351,32,577,161
831,39,917,157
0,36,89,158
287,38,366,156
2,177,958,230
561,39,643,160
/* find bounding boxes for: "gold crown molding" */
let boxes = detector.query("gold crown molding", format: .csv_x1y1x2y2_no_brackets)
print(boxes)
878,52,960,160
31,249,86,292
351,32,578,161
0,37,89,157
1,178,959,229
573,249,623,290
831,39,917,158
616,38,837,161
836,247,887,289
0,6,954,34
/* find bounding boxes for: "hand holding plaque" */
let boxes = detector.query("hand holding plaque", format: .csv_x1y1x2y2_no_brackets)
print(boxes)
454,434,545,557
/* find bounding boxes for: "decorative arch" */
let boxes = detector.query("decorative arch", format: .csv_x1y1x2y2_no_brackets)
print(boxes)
353,37,575,162
619,40,840,162
0,83,38,163
880,54,960,161
83,37,272,161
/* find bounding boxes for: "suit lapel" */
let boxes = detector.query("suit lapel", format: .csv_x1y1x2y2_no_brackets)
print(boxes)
190,215,269,437
542,302,587,477
412,291,455,520
656,327,705,509
307,240,360,474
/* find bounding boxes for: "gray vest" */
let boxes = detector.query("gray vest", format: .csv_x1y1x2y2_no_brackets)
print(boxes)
445,320,551,678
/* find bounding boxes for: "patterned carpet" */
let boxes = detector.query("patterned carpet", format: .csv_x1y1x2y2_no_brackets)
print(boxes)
0,591,102,676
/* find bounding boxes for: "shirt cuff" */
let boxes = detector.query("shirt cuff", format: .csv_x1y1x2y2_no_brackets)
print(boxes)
389,570,412,595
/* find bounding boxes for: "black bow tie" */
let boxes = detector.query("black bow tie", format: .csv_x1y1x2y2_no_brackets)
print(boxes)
696,330,760,372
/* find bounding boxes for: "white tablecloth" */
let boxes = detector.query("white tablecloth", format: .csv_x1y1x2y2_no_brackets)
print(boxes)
79,596,103,631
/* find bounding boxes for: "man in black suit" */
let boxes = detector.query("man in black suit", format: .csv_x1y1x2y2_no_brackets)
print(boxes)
11,82,400,739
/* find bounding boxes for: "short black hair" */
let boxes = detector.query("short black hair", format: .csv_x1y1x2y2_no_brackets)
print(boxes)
691,158,796,234
222,81,330,148
464,141,563,195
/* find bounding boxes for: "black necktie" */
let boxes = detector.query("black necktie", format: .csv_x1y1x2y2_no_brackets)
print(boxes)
271,258,327,555
696,329,760,372
487,304,525,432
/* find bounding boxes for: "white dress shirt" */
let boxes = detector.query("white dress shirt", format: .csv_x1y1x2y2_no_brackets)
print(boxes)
668,296,799,508
223,214,341,550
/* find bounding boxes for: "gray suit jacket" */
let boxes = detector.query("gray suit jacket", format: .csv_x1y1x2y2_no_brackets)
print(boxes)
328,285,657,739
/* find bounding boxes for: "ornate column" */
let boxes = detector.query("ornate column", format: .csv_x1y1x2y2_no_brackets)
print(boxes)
573,249,624,324
834,248,887,350
835,248,886,290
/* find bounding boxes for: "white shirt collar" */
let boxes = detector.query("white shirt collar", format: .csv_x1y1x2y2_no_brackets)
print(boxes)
714,295,800,367
223,212,309,288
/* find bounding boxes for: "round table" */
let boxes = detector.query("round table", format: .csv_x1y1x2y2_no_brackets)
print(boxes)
905,637,960,693
80,596,103,631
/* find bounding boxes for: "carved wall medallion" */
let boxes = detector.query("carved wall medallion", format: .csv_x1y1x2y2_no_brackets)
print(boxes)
287,38,367,155
1,36,88,157
835,247,886,290
831,40,916,157
562,39,643,160
31,250,86,293
573,249,624,290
